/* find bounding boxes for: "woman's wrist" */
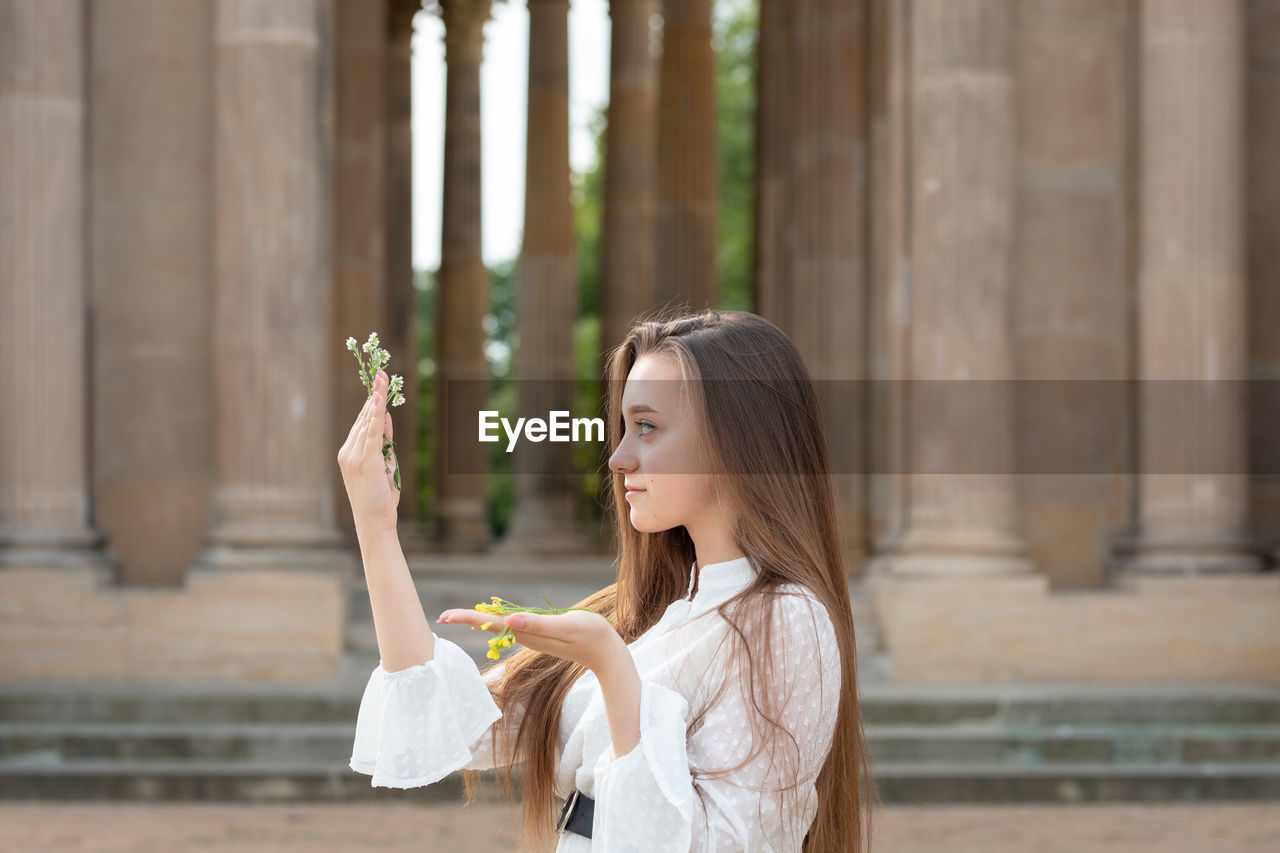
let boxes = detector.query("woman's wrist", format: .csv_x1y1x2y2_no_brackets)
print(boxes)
356,517,399,547
586,631,629,677
592,640,642,759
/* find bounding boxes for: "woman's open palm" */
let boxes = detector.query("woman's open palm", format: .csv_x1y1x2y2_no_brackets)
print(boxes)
337,369,400,536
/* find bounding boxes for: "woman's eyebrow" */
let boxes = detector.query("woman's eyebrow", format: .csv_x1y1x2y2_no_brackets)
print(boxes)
625,404,660,415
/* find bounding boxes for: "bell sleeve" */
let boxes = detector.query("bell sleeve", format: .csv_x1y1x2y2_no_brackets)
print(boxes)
349,633,527,788
590,591,842,852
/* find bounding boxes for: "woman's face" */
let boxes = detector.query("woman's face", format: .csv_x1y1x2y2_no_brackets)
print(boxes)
607,352,718,534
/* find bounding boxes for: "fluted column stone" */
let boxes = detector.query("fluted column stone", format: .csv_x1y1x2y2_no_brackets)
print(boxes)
498,0,595,555
432,0,493,552
385,0,431,552
784,0,870,571
654,0,718,312
877,0,1033,577
754,0,793,327
1124,0,1259,576
333,0,388,546
194,0,347,574
0,0,110,574
88,0,215,585
600,0,659,355
865,0,911,559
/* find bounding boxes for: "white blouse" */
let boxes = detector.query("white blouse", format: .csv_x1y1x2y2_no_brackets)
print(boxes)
349,556,842,852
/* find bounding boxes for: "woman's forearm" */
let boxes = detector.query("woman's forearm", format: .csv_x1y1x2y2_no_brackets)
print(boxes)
358,526,435,672
594,644,642,760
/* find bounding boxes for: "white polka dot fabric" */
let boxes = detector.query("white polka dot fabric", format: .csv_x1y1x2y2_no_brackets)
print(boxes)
349,556,841,852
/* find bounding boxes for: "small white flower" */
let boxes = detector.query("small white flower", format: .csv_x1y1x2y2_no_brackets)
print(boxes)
348,333,407,406
388,374,405,406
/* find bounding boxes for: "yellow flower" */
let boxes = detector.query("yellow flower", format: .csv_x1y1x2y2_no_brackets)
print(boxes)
469,593,614,660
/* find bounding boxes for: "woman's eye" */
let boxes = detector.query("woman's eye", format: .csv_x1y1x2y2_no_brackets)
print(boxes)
634,420,656,436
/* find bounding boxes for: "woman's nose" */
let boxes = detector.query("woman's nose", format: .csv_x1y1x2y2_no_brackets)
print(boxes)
608,446,634,474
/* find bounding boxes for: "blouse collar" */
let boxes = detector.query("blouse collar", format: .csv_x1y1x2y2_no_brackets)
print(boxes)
685,555,756,603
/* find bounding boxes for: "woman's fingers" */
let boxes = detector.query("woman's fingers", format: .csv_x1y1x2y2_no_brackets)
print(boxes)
361,393,385,466
364,373,388,432
438,609,505,632
339,393,371,462
342,388,376,454
437,609,546,635
352,372,389,458
366,390,385,438
350,392,374,458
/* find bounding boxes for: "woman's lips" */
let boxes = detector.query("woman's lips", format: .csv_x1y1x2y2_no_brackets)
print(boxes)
625,488,645,499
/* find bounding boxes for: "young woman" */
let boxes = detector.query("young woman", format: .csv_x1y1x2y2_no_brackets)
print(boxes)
340,309,878,852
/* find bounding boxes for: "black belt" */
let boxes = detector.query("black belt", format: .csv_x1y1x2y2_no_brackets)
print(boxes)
555,788,595,839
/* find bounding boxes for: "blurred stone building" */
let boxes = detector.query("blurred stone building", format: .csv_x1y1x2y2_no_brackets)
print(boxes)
1,0,1277,687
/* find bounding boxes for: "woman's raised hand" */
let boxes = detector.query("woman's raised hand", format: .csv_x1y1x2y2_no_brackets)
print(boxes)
337,369,400,536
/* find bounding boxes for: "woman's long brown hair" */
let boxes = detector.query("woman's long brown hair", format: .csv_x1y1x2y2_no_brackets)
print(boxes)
460,307,879,852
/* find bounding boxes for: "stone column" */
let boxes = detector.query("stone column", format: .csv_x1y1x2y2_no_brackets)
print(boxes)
385,0,430,552
654,0,718,312
754,0,793,327
599,0,658,355
1247,0,1280,565
194,0,348,573
866,0,911,560
0,0,111,576
497,0,595,555
88,0,215,585
333,0,387,545
432,0,492,553
1124,0,1259,576
876,0,1033,576
596,0,658,556
783,0,870,572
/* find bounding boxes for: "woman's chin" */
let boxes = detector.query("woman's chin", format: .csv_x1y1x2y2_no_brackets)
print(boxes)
628,512,676,534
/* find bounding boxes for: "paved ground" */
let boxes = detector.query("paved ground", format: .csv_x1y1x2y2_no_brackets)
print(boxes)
1,801,1277,852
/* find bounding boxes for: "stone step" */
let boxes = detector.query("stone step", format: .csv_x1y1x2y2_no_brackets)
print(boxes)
4,674,1278,802
0,691,362,726
867,723,1280,763
858,686,1280,726
2,758,1278,803
5,682,1277,726
869,761,1280,803
3,721,1279,766
0,722,359,763
0,759,516,802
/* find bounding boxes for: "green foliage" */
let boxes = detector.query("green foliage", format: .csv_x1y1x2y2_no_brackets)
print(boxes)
485,260,518,538
715,0,758,312
573,313,608,534
413,262,518,540
486,258,519,370
574,108,608,322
